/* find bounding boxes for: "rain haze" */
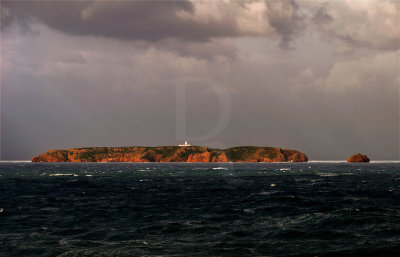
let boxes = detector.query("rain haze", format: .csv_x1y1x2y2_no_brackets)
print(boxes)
1,0,399,160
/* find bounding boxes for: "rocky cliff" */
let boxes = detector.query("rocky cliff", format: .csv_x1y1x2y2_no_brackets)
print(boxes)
32,146,308,163
347,153,370,162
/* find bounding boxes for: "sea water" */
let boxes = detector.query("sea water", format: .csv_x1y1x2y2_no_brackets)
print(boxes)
1,162,400,256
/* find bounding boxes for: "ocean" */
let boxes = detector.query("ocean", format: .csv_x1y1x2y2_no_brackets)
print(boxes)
1,162,400,256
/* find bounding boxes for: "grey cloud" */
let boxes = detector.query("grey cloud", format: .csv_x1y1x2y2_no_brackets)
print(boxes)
2,1,399,160
2,0,306,49
2,0,237,41
265,0,306,49
3,0,399,52
308,0,400,52
52,51,87,64
311,5,333,25
3,23,398,160
136,38,240,61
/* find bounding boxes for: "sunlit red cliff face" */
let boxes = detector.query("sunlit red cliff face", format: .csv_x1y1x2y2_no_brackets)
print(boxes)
32,146,308,163
347,154,370,162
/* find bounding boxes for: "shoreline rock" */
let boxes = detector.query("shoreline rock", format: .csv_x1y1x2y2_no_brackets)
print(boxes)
32,146,308,163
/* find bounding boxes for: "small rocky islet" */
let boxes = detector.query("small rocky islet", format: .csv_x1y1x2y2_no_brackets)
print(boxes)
347,153,370,163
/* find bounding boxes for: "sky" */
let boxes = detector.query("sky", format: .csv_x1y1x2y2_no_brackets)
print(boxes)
1,0,399,160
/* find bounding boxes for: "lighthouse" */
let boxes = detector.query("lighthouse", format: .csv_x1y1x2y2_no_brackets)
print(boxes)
178,141,191,147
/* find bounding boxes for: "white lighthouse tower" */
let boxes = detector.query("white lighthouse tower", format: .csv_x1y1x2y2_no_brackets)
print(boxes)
178,141,191,147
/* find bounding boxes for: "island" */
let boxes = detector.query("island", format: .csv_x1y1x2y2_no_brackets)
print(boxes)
32,146,308,162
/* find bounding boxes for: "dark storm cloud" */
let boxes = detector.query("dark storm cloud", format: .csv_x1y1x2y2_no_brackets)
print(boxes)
2,0,307,49
1,0,238,41
3,0,399,51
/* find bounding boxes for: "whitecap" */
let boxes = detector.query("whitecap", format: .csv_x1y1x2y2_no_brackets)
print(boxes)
318,173,338,177
49,173,73,176
342,208,360,212
294,178,308,182
243,208,255,214
213,167,228,170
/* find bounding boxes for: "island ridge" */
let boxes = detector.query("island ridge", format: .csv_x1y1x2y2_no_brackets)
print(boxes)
32,146,308,163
